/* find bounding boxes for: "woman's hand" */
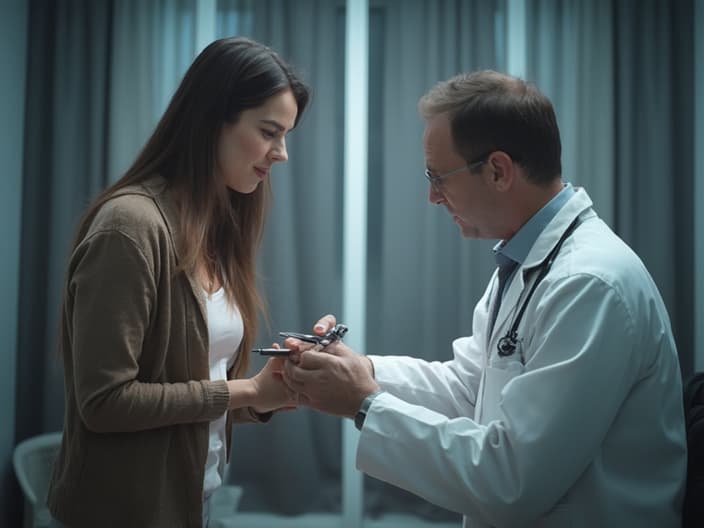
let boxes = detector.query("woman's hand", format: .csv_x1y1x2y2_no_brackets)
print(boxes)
249,355,298,413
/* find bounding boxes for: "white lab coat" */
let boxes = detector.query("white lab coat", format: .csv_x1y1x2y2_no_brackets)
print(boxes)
357,188,686,527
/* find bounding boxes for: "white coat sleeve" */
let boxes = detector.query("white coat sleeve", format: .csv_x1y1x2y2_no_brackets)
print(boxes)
369,337,482,418
356,274,643,526
368,282,493,418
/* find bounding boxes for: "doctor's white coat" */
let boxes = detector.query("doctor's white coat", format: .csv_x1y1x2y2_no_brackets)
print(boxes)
357,188,686,527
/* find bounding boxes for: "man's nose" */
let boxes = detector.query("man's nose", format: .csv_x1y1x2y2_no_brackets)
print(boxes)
428,183,444,204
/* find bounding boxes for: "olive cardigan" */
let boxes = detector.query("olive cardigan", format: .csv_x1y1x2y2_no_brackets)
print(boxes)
47,177,264,527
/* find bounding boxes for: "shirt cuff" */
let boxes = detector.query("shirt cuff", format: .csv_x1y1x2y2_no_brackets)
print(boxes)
246,407,273,423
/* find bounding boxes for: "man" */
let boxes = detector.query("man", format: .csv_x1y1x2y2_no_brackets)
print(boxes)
282,70,686,527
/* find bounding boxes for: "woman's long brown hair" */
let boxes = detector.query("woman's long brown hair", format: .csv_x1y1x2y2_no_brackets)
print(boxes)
72,37,310,377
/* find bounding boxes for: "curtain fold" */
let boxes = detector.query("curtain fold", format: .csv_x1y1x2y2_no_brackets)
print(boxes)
363,0,503,520
108,0,196,182
521,0,694,376
19,0,200,441
526,0,615,226
217,0,346,515
371,0,502,382
613,0,694,375
18,0,114,442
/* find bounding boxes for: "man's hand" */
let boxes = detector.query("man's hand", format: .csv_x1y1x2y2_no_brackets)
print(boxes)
282,326,379,418
311,314,338,336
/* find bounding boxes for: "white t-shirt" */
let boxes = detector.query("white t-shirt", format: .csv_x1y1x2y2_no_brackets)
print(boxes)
202,287,242,500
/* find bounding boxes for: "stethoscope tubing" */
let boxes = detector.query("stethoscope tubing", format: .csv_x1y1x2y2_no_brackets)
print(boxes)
496,216,582,360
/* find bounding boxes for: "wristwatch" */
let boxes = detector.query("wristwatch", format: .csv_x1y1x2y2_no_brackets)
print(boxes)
354,390,383,431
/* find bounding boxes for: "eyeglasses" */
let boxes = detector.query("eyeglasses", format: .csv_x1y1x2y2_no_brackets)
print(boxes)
424,155,490,193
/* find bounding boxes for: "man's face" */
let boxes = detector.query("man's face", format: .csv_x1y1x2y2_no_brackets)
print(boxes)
423,113,500,239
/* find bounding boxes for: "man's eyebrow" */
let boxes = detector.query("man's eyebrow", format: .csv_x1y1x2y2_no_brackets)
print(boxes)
260,119,285,131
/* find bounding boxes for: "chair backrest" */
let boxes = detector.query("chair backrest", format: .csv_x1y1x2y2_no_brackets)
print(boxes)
683,373,704,527
12,432,63,506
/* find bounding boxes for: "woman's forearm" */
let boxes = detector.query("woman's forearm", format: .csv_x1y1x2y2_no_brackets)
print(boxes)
227,378,257,409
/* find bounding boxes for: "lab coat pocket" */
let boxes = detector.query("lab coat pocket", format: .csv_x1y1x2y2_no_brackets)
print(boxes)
480,359,524,424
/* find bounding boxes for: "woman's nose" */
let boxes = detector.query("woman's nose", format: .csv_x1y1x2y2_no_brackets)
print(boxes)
269,139,288,162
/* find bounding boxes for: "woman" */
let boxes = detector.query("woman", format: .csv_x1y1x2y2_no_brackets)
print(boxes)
47,37,310,527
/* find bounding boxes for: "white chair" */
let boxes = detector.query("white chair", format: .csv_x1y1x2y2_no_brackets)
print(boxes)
13,431,243,527
12,432,62,528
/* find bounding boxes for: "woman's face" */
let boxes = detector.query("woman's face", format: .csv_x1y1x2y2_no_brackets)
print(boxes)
217,89,299,193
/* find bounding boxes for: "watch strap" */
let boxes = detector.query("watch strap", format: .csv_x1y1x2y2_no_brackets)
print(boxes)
354,390,383,431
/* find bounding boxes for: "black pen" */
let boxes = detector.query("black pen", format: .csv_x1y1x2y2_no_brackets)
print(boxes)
252,348,292,356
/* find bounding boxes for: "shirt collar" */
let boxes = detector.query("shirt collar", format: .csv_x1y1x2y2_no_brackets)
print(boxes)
493,182,575,268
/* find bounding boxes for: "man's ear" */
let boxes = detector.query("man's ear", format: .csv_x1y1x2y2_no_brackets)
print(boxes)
488,151,514,192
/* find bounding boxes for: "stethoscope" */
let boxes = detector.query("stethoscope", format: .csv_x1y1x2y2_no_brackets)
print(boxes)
496,216,582,360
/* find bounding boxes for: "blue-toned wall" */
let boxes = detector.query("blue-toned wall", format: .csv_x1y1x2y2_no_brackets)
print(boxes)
0,1,27,526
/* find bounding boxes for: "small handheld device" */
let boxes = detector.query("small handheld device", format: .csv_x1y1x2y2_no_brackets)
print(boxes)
279,323,349,347
252,348,292,356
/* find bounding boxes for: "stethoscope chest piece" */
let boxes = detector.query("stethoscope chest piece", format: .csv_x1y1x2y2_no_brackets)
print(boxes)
497,331,519,357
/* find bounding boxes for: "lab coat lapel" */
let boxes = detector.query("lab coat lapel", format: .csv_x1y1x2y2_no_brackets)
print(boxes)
489,188,595,349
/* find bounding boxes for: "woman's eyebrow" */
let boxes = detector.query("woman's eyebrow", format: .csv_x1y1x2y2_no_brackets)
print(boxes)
259,119,285,131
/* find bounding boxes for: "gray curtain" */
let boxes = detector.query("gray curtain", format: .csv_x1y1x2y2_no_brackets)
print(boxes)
1,2,29,526
14,3,197,528
526,0,615,225
526,0,695,377
18,0,115,442
611,0,695,376
108,0,196,182
369,0,503,384
364,0,503,520
13,3,115,526
216,0,347,515
18,0,199,437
